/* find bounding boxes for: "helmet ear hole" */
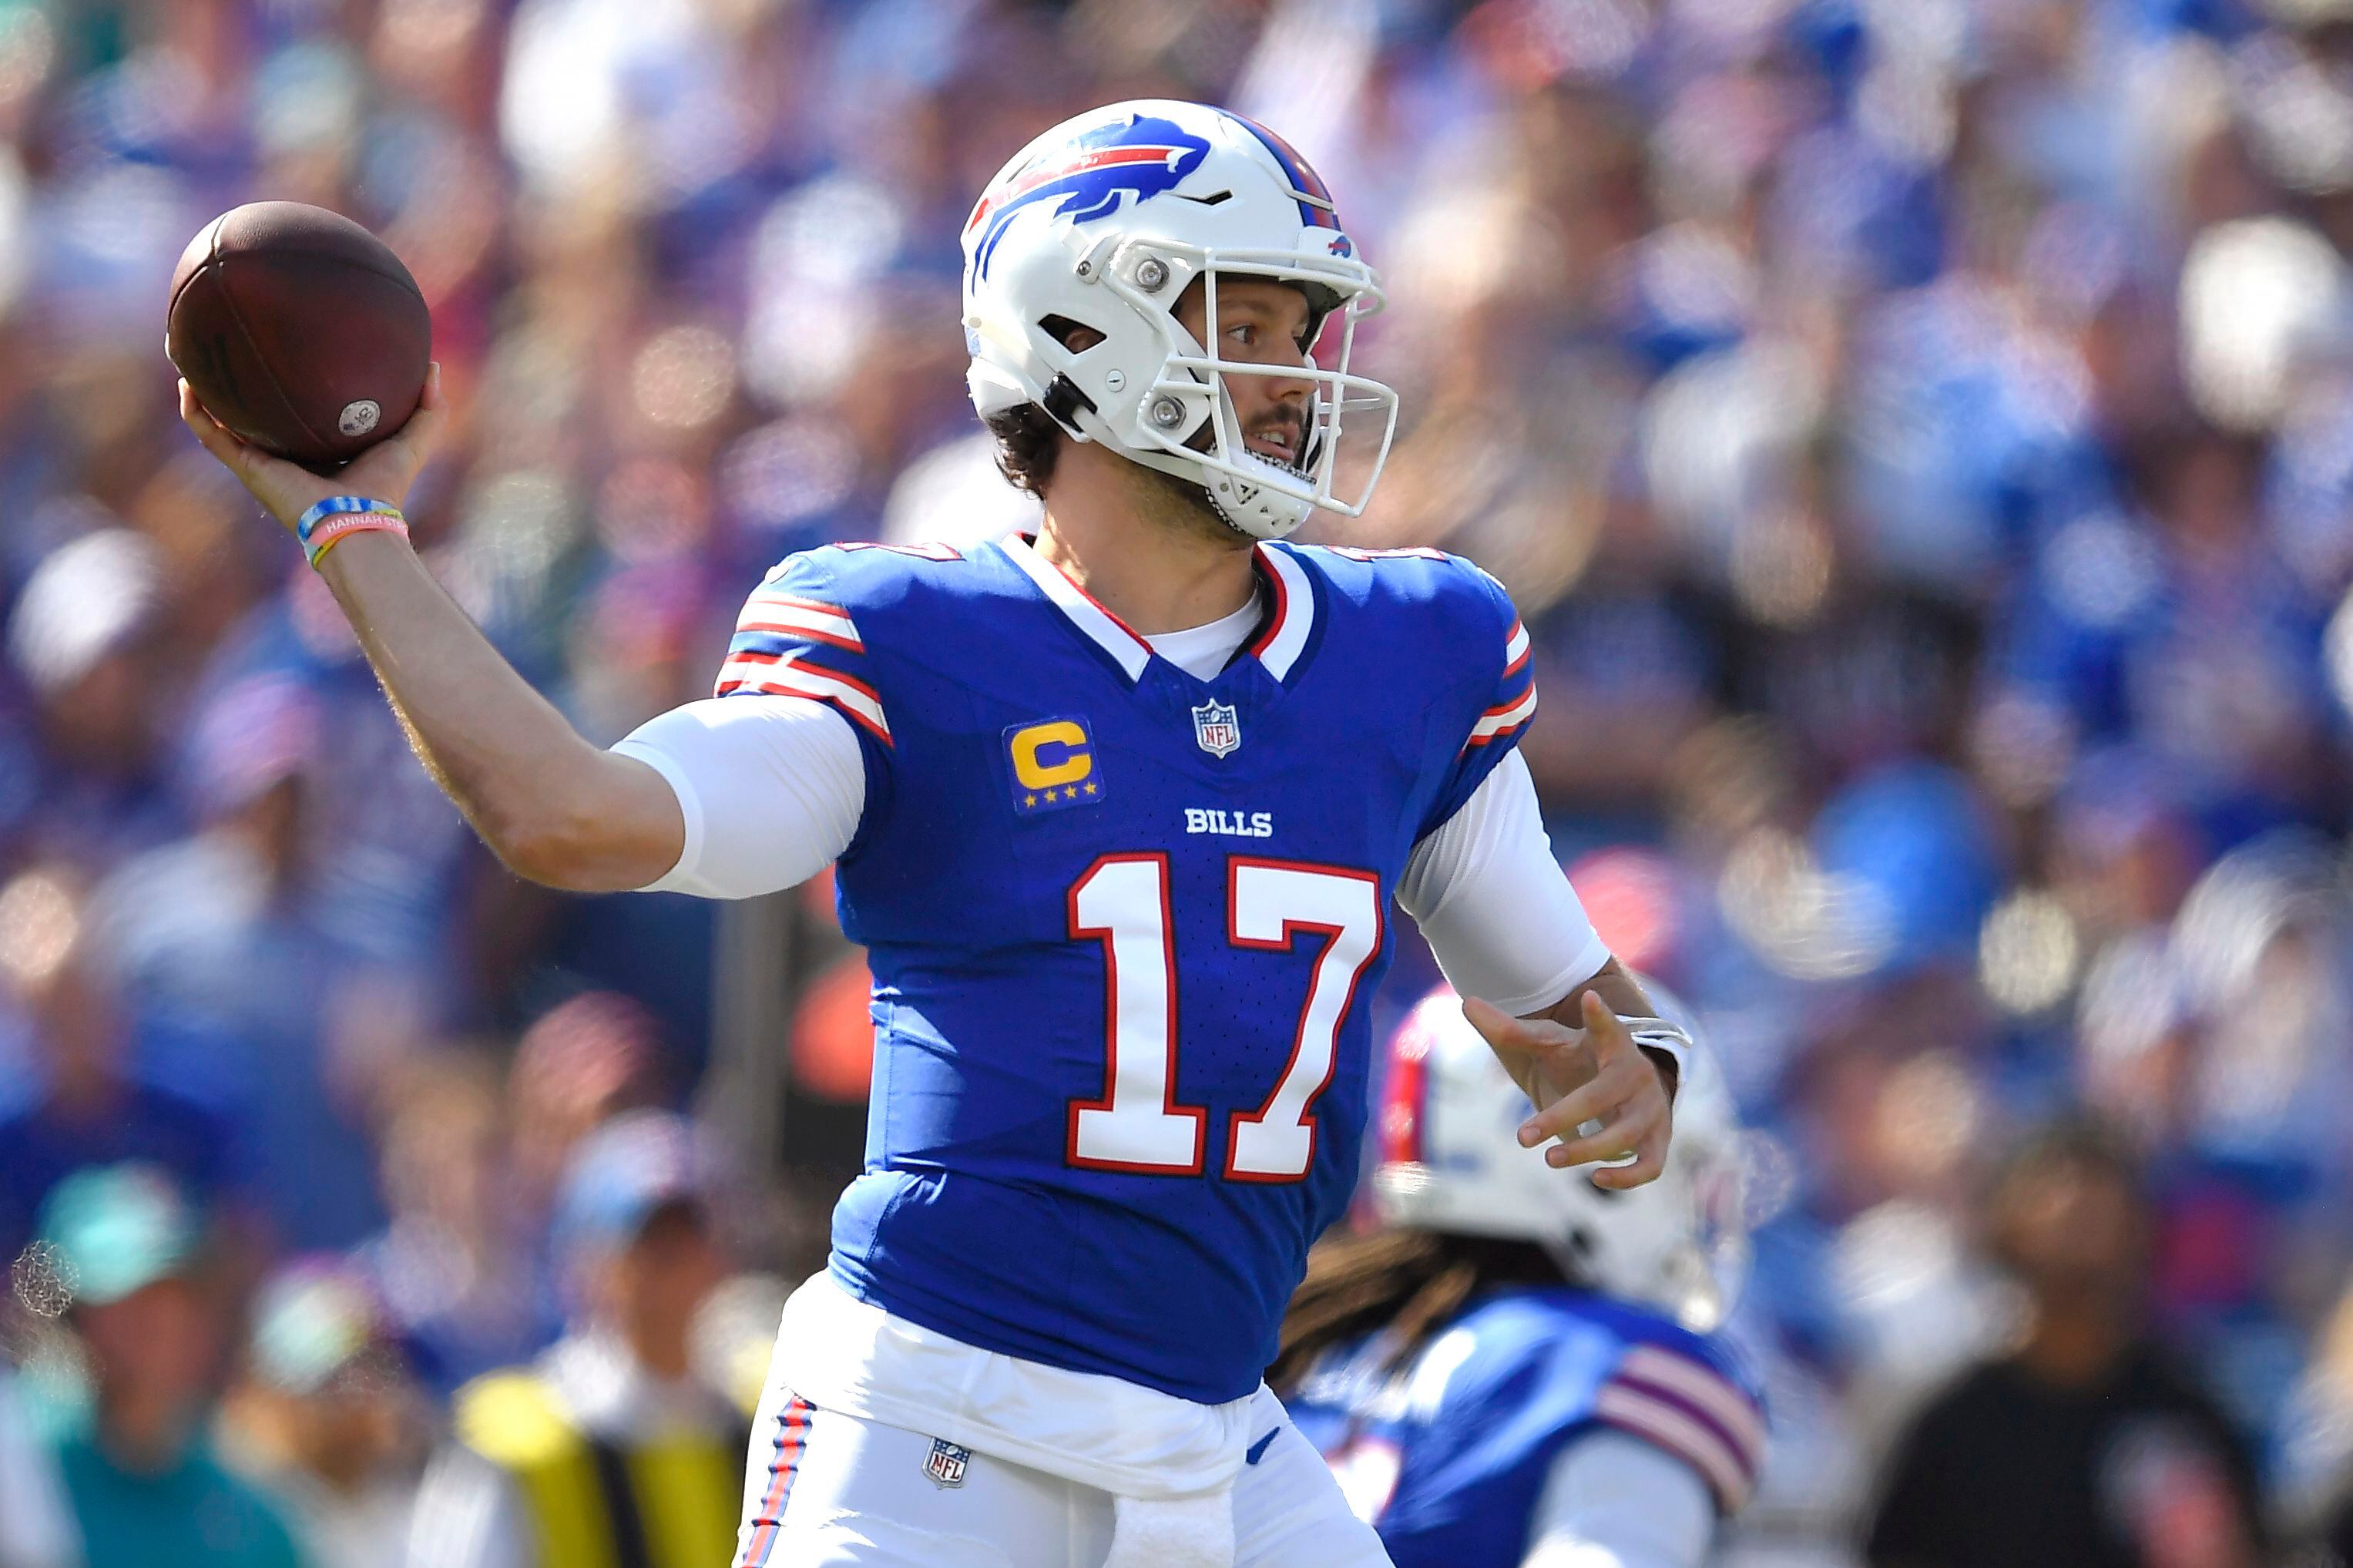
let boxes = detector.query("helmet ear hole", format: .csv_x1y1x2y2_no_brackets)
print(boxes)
1039,314,1106,354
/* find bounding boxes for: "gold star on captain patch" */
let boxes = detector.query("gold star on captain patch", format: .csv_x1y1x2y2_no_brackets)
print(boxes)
1042,787,1060,802
1083,781,1097,795
1024,794,1037,808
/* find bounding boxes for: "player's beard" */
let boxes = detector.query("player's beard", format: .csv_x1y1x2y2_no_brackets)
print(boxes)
1128,402,1309,548
1123,459,1254,550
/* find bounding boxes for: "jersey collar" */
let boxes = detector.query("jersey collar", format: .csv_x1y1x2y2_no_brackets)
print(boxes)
1246,542,1314,682
997,534,1317,685
999,533,1154,681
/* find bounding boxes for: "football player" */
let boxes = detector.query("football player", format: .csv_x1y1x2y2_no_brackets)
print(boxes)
179,100,1688,1568
1280,988,1762,1568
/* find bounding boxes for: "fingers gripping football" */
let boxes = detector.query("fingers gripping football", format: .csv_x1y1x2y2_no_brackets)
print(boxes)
180,364,449,538
1462,992,1673,1190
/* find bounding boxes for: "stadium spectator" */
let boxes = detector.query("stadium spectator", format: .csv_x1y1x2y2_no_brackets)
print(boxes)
404,1112,742,1568
0,1368,75,1568
354,1053,552,1398
90,673,396,1254
32,1163,305,1568
1862,1122,2263,1568
2,528,183,870
2273,1258,2353,1564
217,1259,428,1568
503,992,664,1229
0,864,245,1264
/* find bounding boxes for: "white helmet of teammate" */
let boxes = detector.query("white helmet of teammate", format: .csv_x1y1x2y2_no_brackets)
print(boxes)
1371,985,1751,1332
961,99,1398,540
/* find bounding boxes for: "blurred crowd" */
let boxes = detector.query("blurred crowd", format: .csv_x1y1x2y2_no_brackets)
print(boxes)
7,0,2353,1563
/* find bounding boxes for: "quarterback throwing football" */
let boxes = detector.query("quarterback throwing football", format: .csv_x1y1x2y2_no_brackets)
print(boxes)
181,101,1687,1568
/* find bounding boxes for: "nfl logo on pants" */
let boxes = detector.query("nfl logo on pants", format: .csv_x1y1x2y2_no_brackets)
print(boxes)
1192,700,1241,759
925,1438,970,1488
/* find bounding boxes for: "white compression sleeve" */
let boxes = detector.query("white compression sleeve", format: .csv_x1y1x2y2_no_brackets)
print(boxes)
1521,1430,1718,1568
611,696,867,900
1398,749,1612,1016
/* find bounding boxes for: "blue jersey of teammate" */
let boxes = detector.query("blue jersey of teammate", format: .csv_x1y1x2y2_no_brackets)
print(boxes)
1284,1287,1767,1567
714,534,1536,1404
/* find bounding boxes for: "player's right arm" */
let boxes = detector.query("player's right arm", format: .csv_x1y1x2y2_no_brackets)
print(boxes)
179,371,684,891
310,526,693,891
184,373,875,897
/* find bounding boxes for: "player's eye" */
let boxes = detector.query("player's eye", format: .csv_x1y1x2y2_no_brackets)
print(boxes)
1227,323,1257,348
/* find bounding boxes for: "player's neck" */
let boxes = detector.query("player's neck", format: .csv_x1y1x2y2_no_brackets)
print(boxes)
1035,465,1257,636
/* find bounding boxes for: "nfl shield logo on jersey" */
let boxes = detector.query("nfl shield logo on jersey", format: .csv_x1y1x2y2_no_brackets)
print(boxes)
1192,700,1241,759
924,1438,971,1488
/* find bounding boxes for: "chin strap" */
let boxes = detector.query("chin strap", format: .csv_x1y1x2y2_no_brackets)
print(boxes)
1039,375,1097,435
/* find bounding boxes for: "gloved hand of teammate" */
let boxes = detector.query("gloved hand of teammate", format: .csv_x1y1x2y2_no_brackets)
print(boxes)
178,364,450,543
1462,992,1673,1190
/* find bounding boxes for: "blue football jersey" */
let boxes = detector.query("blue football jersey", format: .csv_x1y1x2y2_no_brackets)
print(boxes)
1284,1288,1767,1568
713,534,1536,1403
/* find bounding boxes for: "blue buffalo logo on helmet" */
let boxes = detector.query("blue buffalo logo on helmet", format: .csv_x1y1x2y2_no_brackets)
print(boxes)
968,112,1213,277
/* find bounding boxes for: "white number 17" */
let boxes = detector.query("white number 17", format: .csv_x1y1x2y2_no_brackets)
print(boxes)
1065,855,1383,1182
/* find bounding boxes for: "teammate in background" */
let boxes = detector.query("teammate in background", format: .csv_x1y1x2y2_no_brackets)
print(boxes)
1279,988,1762,1568
179,99,1686,1568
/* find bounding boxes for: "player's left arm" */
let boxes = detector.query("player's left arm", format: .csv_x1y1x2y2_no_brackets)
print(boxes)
1469,969,1678,1192
1398,748,1683,1190
1401,557,1684,1187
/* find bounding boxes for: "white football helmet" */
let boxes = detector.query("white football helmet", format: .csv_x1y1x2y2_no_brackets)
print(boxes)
1371,986,1751,1332
961,99,1398,540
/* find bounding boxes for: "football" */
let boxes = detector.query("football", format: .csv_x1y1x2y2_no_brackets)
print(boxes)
166,201,431,468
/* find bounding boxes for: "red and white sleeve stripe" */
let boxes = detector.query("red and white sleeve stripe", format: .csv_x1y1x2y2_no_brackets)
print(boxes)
1593,1344,1767,1513
717,653,891,745
716,592,891,745
735,593,866,655
1462,619,1538,752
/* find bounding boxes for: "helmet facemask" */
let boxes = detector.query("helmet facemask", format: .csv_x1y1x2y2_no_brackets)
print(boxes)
1072,240,1397,540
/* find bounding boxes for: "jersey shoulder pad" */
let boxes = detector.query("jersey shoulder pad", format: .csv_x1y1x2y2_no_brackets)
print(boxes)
1589,1309,1768,1515
713,542,975,746
1290,543,1504,625
760,539,975,616
1291,544,1526,692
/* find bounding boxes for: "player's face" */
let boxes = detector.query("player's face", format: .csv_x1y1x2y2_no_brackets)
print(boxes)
1174,277,1317,470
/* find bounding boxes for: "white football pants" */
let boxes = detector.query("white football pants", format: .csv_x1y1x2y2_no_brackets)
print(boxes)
733,1382,1393,1568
